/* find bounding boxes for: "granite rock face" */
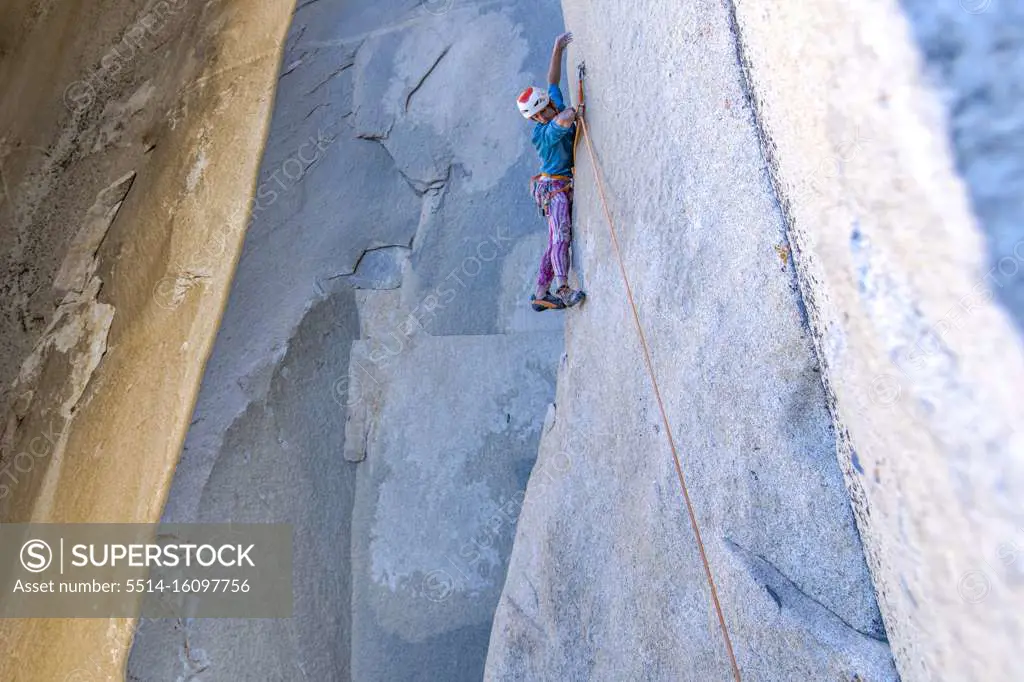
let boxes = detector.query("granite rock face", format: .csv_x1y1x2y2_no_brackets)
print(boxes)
486,0,898,679
3,0,1016,679
0,0,293,679
731,0,1024,679
488,0,1023,680
128,1,565,680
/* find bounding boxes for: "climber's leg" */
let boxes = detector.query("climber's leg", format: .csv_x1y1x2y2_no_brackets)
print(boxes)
548,187,570,289
535,237,554,299
548,187,585,308
532,215,565,311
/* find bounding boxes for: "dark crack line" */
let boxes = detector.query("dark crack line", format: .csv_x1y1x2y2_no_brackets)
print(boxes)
0,158,15,225
405,45,451,112
298,133,338,175
92,175,136,269
724,537,888,642
356,116,395,141
287,23,307,47
400,161,451,197
322,244,411,283
720,0,894,649
303,102,330,121
306,60,355,96
524,575,542,611
295,0,327,14
356,133,450,195
279,57,306,79
504,595,545,637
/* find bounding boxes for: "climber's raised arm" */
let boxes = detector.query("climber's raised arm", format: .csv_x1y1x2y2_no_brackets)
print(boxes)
547,32,572,86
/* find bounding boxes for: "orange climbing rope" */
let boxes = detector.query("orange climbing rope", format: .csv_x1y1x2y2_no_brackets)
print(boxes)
573,78,742,682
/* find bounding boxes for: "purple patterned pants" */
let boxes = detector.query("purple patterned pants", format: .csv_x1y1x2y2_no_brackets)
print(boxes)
534,178,573,290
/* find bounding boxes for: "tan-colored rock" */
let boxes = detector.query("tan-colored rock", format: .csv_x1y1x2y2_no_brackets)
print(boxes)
0,0,295,679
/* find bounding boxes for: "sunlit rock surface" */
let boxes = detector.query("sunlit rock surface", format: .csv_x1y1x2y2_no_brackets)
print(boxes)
0,0,293,679
486,1,896,679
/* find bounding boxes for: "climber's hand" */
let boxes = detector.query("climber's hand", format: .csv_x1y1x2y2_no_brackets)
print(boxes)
549,33,573,85
554,106,576,128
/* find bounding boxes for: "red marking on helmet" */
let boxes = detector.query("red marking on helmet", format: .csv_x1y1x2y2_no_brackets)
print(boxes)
518,88,534,104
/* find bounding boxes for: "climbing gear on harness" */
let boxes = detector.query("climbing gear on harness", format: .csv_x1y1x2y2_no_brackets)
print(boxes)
531,174,573,216
556,286,585,308
575,70,742,682
517,85,550,119
531,174,573,215
530,292,566,312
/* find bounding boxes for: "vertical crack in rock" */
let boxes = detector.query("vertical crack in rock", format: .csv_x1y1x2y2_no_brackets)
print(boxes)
489,1,901,678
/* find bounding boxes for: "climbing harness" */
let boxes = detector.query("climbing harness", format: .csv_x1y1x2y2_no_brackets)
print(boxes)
530,173,573,217
573,63,743,682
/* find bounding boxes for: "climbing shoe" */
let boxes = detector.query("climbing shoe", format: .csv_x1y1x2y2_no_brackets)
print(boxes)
531,293,567,312
556,286,586,308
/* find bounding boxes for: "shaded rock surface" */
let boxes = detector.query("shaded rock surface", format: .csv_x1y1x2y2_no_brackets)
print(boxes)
128,0,565,680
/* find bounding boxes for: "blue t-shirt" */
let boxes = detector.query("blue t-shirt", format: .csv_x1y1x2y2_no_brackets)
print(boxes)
531,83,575,177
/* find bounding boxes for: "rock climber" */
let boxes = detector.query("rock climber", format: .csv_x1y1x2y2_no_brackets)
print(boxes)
518,31,586,312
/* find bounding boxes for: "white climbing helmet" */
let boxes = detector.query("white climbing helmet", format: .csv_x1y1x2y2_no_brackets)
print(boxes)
517,86,550,119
